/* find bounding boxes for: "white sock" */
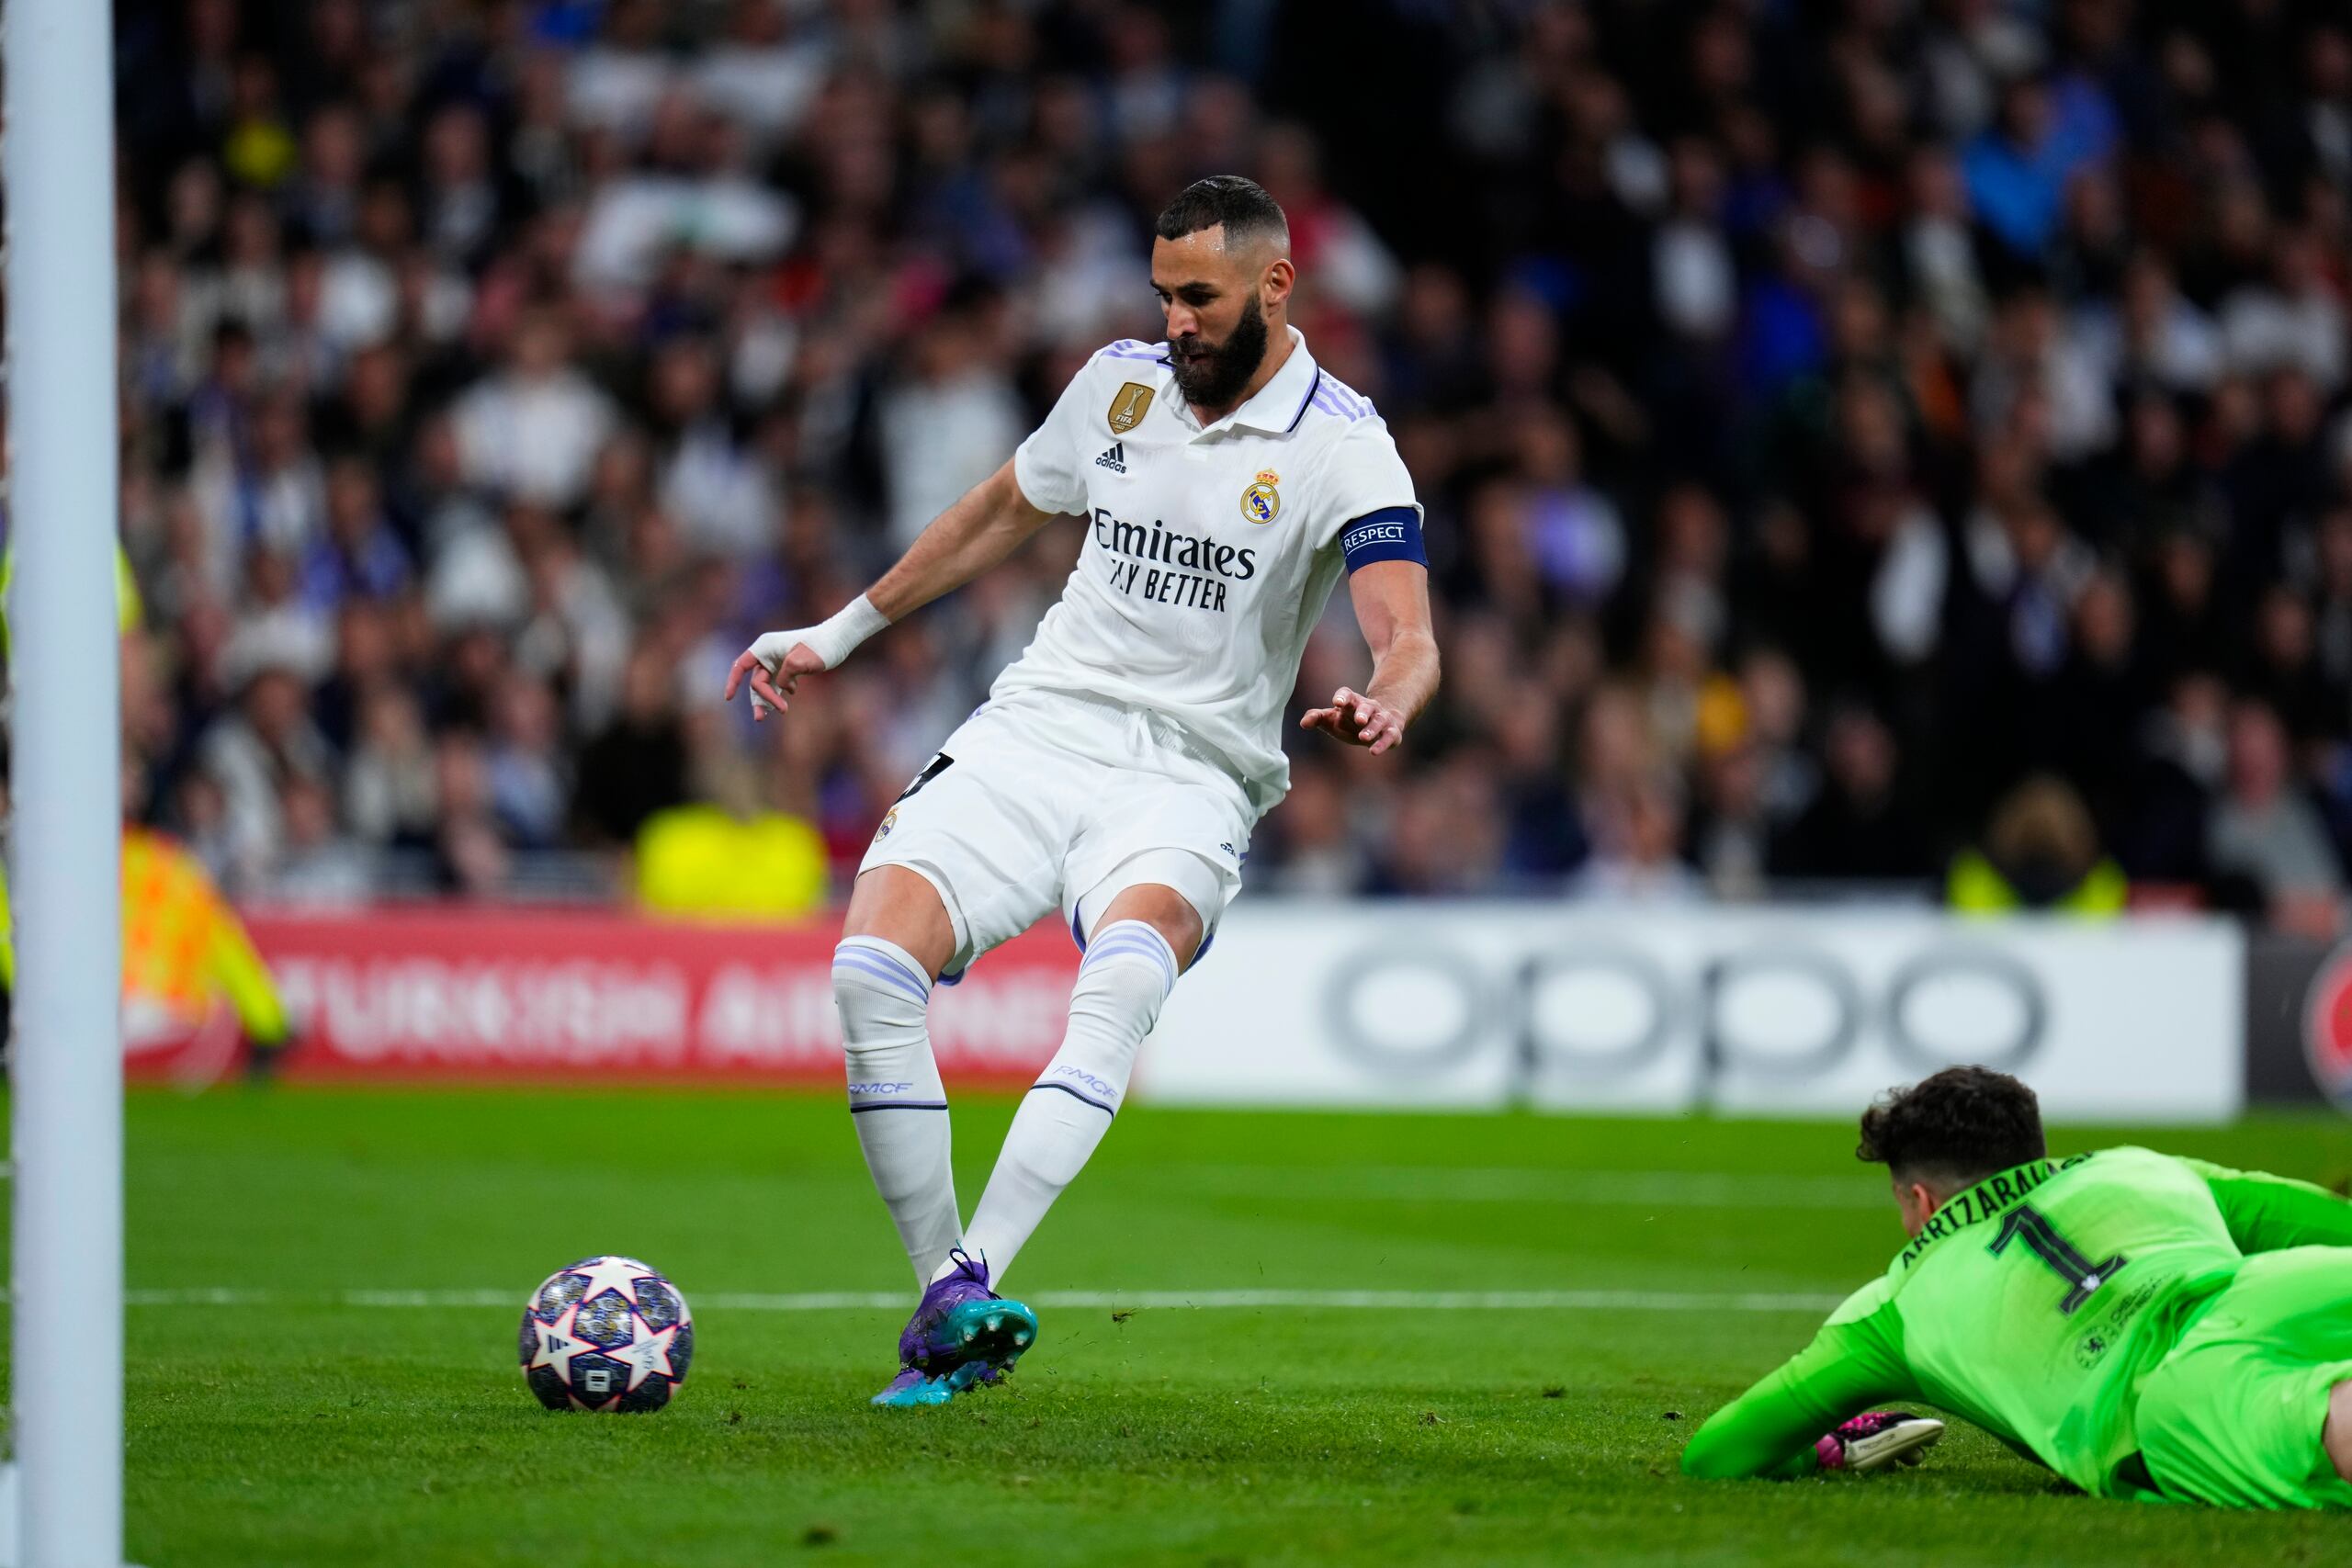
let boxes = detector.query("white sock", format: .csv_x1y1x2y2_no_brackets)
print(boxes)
832,936,962,1286
960,920,1178,1285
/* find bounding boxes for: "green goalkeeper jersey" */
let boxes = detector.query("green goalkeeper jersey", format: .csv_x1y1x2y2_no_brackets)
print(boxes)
1681,1146,2352,1497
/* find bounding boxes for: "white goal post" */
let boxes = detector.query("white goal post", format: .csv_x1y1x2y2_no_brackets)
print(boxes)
5,0,128,1561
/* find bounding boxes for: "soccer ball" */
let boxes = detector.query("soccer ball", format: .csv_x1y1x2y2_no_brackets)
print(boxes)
518,1256,695,1412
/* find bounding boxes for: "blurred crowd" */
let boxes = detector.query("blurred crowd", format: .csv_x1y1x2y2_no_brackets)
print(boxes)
35,0,2352,929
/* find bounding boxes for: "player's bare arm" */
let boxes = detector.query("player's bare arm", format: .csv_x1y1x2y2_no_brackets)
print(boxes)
722,459,1056,719
1300,559,1438,756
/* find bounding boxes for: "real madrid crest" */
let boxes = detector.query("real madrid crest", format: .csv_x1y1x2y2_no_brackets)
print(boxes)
873,807,899,843
1239,470,1282,525
1108,382,1155,434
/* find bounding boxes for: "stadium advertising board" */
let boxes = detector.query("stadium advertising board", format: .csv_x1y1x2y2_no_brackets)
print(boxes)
2242,931,2352,1113
228,908,1077,1086
1145,905,2245,1123
159,906,2242,1122
2302,942,2352,1113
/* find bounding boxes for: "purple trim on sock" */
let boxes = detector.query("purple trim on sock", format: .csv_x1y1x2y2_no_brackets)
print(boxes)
1029,1079,1116,1116
838,940,933,996
832,953,929,1004
1082,950,1175,986
1082,932,1167,958
1081,928,1178,988
1084,939,1172,968
850,1100,950,1113
1083,922,1172,951
831,951,931,1006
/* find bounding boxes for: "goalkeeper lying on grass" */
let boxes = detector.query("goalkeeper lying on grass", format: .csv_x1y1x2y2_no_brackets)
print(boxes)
1683,1066,2352,1509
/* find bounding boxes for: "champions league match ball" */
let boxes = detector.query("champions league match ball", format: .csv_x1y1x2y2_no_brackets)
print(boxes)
519,1256,695,1412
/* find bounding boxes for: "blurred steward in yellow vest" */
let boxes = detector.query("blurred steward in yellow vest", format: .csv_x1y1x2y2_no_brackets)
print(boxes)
633,803,827,918
1946,774,2128,917
0,540,294,1079
0,825,292,1069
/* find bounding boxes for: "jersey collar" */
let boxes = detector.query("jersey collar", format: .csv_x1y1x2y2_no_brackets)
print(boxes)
1893,1155,2078,1271
1171,326,1320,440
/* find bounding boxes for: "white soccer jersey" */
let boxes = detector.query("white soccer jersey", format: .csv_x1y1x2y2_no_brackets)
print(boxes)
1003,326,1424,816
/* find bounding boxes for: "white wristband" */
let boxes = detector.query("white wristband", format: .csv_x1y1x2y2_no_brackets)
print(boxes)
802,593,890,669
745,593,890,695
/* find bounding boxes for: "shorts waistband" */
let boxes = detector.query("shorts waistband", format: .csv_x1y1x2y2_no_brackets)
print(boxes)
990,687,1252,801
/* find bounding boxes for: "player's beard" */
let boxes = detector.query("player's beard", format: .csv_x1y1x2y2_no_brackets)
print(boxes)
1168,294,1270,412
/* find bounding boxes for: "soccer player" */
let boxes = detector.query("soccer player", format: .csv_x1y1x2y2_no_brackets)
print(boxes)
1682,1066,2352,1509
723,175,1438,1405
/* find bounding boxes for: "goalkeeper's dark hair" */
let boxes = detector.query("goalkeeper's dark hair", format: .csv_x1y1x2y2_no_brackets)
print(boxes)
1856,1066,2045,1190
1155,175,1289,253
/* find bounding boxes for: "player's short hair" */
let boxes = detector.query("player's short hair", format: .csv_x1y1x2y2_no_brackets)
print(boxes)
1154,175,1290,254
1856,1066,2046,1190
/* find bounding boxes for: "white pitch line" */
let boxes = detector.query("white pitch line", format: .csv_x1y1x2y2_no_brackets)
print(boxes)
1161,1168,1887,1210
1028,1289,1842,1313
113,1286,1840,1314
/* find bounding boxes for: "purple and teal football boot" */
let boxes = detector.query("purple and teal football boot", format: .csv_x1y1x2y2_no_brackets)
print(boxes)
868,1248,1037,1407
869,1367,953,1408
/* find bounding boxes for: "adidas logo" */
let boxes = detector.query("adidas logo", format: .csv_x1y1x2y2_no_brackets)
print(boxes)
1094,443,1127,473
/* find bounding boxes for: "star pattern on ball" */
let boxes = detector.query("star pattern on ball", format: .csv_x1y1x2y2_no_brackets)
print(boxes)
567,1255,657,1304
614,1322,681,1392
520,1257,692,1413
526,1304,596,1382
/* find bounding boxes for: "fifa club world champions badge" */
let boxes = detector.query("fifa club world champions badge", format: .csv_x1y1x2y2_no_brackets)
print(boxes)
1108,382,1153,434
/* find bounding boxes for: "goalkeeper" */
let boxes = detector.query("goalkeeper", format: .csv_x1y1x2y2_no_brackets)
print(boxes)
1682,1066,2352,1509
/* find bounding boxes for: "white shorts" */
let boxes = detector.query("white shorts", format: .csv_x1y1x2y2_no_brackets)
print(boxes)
859,691,1253,976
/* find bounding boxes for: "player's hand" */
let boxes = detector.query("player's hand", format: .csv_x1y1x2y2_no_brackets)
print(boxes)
726,598,892,719
725,634,829,721
1299,686,1406,755
1814,1412,1944,1473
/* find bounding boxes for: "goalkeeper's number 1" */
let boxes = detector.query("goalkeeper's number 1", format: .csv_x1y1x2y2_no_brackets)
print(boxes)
1987,1203,2127,1316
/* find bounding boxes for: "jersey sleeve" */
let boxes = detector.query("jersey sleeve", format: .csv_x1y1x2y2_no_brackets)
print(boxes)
1011,357,1099,516
1317,418,1426,573
2176,1156,2352,1252
1680,1279,1917,1481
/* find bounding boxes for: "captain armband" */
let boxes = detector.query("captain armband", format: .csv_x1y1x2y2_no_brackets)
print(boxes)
1339,506,1427,572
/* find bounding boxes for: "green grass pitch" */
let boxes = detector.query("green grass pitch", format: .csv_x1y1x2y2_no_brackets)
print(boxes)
40,1089,2352,1564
